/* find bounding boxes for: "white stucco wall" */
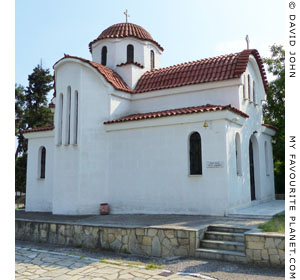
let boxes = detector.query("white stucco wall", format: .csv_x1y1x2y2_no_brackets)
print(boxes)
24,131,54,212
105,112,235,216
226,57,275,210
52,60,111,215
24,49,276,216
91,38,161,71
91,38,162,89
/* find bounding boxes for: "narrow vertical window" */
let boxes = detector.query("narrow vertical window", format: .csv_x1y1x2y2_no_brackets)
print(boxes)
243,75,246,99
189,132,202,175
101,46,107,66
40,147,46,179
248,74,251,100
150,50,155,70
58,93,63,145
235,133,242,176
253,80,256,104
66,86,71,145
265,141,270,176
73,90,78,144
127,44,134,63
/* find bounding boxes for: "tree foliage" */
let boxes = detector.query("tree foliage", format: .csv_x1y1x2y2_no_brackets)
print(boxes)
263,45,285,194
15,64,54,193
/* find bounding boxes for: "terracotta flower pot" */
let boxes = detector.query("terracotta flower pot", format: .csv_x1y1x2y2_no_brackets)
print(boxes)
100,203,110,215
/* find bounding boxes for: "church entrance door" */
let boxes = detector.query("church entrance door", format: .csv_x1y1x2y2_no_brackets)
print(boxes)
249,139,256,200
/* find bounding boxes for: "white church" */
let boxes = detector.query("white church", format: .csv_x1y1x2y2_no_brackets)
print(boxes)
23,19,277,216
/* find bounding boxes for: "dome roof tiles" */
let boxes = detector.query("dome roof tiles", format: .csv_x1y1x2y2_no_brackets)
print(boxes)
89,23,164,52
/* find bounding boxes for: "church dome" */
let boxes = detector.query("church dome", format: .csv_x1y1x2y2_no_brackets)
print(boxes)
89,23,164,52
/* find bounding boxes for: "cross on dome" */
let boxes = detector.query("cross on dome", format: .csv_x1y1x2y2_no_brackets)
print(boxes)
245,35,250,49
124,9,130,23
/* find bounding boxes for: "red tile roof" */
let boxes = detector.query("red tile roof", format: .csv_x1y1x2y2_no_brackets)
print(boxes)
262,123,278,131
22,125,55,134
89,23,164,52
53,55,132,93
104,104,249,124
53,49,267,96
116,61,144,69
134,49,268,94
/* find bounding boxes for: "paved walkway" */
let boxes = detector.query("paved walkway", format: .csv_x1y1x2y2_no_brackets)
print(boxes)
16,210,274,230
228,200,285,219
16,246,205,280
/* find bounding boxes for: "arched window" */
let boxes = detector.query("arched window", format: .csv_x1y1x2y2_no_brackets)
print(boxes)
265,141,270,176
66,86,71,145
39,146,46,179
58,93,63,145
127,44,134,63
150,50,155,70
253,80,256,104
235,133,242,176
189,132,202,175
101,46,107,66
73,90,79,144
248,74,251,100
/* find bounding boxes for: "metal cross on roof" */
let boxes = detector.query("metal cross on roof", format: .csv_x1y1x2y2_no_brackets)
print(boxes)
124,9,130,23
245,35,250,49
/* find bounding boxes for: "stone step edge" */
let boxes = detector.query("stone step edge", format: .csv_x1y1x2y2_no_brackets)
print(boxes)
195,248,246,257
208,226,250,232
205,231,244,237
227,214,270,220
201,239,245,246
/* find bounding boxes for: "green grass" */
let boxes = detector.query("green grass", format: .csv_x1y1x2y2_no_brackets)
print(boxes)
145,263,163,270
99,258,164,270
258,213,285,233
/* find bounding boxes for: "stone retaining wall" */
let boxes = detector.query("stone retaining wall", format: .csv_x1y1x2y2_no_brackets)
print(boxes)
15,219,200,257
245,230,285,266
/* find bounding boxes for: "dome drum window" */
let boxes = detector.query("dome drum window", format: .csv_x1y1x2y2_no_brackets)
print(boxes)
101,46,107,66
127,44,134,63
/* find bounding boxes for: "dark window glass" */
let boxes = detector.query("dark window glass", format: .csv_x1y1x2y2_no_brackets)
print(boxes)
189,132,202,175
248,75,251,100
101,46,107,66
67,88,71,145
40,147,46,179
74,91,78,144
127,44,134,63
150,50,155,70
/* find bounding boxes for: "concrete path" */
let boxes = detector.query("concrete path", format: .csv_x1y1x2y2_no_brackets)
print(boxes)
228,200,285,219
15,246,205,280
15,241,284,280
16,210,272,230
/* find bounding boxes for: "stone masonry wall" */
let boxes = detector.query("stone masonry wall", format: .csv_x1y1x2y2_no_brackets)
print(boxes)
15,220,199,257
245,231,285,266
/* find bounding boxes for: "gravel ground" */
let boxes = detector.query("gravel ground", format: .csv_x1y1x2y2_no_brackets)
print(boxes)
16,240,284,280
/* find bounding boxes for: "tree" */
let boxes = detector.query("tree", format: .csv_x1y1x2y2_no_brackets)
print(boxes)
263,45,285,194
15,64,54,193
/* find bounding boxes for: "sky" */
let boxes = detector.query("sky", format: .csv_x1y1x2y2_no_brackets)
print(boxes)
15,0,284,91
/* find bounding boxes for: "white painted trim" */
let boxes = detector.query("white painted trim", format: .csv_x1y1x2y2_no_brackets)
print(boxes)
132,78,242,100
54,58,114,92
261,126,276,136
104,110,246,132
91,37,163,54
23,130,54,139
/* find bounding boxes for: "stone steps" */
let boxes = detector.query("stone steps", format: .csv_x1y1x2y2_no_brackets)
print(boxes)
200,239,245,252
208,225,249,233
195,248,247,263
197,225,248,263
205,231,244,242
228,214,271,219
